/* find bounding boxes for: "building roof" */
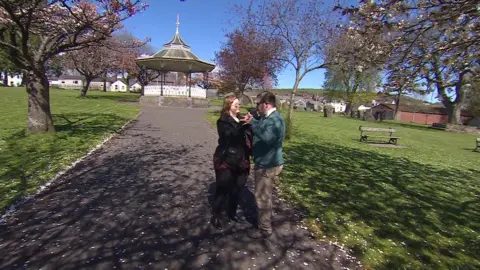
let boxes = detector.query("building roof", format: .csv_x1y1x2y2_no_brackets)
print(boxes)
162,16,190,49
372,103,472,116
136,15,215,73
58,75,84,80
129,79,138,87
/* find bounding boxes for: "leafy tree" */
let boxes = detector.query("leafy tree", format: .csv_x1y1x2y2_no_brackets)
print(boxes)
136,66,161,96
0,50,20,86
383,66,427,118
45,56,64,79
238,0,338,139
323,31,381,116
466,79,480,117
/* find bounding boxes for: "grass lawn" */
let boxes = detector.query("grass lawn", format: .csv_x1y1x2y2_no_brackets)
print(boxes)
0,87,140,213
206,109,480,269
208,97,224,107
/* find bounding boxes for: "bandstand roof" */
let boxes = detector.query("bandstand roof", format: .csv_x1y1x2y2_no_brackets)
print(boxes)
136,15,215,73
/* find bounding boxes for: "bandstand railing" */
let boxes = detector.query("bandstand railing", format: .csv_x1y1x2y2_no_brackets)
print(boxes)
144,85,206,98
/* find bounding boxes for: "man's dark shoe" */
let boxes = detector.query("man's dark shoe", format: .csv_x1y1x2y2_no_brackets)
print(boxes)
210,215,222,229
247,228,272,239
228,214,245,223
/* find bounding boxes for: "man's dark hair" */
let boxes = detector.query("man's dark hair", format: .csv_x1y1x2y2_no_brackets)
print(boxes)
256,91,276,107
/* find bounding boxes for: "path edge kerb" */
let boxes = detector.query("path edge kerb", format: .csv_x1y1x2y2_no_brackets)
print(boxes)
0,111,143,224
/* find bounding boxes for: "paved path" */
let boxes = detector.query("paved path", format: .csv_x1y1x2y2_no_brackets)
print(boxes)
0,106,359,270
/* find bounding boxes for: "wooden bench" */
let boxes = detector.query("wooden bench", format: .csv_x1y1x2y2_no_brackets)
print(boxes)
359,126,400,145
430,123,447,130
475,138,480,151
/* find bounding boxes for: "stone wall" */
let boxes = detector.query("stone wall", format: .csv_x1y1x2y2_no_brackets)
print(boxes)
139,96,160,106
190,98,210,108
140,96,210,108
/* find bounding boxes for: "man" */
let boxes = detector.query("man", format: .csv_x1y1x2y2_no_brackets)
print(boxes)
243,91,285,239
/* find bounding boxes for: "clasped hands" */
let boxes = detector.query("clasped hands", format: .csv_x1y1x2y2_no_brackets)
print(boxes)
240,113,253,125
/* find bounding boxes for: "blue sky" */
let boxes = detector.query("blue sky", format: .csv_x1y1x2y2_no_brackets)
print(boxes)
122,0,328,89
121,0,438,102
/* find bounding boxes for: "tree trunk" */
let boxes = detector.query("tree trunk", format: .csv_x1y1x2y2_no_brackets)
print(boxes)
286,78,300,140
103,73,107,92
433,57,466,125
350,107,355,118
445,102,462,125
26,70,54,133
242,92,254,105
125,77,130,93
344,102,352,116
4,70,8,86
394,91,401,119
20,70,27,86
438,84,464,125
81,78,92,97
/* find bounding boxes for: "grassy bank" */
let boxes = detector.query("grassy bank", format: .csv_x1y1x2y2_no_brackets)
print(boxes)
0,87,140,213
205,109,480,269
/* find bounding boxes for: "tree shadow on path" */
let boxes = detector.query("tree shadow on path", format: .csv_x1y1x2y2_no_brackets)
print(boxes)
0,109,359,270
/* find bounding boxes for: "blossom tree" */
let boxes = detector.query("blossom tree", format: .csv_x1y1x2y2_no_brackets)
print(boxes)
112,46,139,93
261,74,274,90
338,0,479,124
62,39,120,97
191,72,214,90
0,0,147,133
214,27,283,100
113,31,157,94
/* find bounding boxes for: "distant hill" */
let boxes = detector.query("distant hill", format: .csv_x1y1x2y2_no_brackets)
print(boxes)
270,88,325,92
245,89,432,107
250,88,324,92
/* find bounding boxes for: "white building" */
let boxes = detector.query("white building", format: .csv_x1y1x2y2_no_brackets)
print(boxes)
0,72,22,87
90,78,112,90
58,75,84,90
326,100,346,113
130,82,142,92
372,98,395,106
358,105,372,111
110,79,143,92
110,80,128,92
48,77,59,87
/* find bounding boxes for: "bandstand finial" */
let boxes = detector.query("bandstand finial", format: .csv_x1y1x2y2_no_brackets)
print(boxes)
176,14,180,34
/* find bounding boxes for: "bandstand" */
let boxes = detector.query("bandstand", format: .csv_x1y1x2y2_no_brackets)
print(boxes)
136,15,215,105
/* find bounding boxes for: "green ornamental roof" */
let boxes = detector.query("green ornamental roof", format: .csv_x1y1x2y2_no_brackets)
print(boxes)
136,15,215,73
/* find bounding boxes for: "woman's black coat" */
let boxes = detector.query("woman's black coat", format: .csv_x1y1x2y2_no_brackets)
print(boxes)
214,114,253,170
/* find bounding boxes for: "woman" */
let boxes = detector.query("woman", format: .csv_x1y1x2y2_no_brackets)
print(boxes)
211,94,253,229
